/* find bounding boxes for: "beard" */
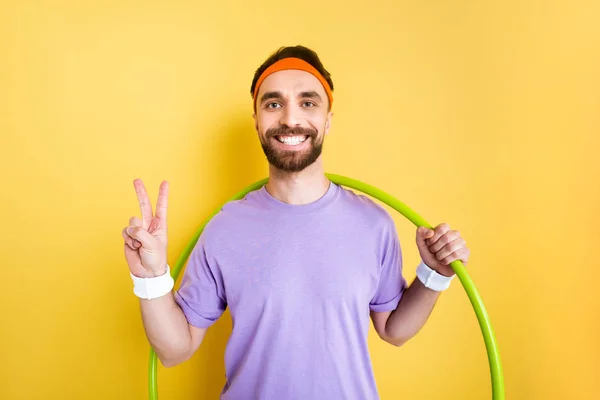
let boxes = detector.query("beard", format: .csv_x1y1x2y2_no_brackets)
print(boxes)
260,125,324,173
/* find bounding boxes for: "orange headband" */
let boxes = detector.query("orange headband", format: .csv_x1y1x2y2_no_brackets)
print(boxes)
252,57,333,111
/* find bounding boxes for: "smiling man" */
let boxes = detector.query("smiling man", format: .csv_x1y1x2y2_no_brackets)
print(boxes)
253,56,330,174
123,45,471,400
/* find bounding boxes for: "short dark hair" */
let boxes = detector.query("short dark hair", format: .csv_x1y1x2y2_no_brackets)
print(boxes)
250,45,334,100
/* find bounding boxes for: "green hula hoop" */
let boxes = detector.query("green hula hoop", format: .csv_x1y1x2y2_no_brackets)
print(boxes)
148,173,505,399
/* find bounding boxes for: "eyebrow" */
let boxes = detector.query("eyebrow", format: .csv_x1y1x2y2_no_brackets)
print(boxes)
260,90,323,104
260,91,284,104
298,91,322,101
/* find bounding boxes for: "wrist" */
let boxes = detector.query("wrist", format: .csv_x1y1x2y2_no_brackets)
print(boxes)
149,264,168,278
439,269,456,278
130,264,174,299
131,264,168,279
416,260,455,291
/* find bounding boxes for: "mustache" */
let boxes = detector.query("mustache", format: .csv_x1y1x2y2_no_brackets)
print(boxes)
265,125,318,138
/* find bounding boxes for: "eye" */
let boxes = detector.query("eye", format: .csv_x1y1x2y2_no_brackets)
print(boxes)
266,102,282,109
302,101,316,107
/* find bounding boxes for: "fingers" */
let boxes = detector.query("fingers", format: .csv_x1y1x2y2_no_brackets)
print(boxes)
133,179,153,230
122,227,140,250
426,223,451,247
129,216,143,227
415,227,435,249
126,225,155,248
123,214,155,250
155,181,169,230
441,247,470,266
422,223,470,265
417,226,434,239
429,228,461,253
128,216,143,248
434,237,466,264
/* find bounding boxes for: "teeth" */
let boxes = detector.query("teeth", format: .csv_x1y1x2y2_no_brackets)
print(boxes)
277,135,307,145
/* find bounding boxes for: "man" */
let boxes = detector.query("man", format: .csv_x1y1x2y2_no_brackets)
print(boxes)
122,45,470,399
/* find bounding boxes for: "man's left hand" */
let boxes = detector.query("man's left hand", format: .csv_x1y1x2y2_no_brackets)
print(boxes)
416,223,470,277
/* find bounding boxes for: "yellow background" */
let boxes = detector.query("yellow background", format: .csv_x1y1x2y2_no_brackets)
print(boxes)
2,1,599,399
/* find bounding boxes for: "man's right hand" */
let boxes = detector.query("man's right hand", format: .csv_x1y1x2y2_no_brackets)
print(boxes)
122,179,170,278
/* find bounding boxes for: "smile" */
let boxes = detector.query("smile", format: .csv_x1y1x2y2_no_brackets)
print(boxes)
275,135,309,146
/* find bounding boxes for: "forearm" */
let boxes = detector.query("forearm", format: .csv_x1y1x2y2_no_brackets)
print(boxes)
384,278,441,345
140,292,193,365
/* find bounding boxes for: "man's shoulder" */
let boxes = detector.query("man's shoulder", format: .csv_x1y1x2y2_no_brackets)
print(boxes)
199,188,264,240
337,185,395,228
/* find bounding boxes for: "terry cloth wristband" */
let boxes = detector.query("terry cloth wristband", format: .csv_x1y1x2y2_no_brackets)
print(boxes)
130,265,174,299
416,261,455,291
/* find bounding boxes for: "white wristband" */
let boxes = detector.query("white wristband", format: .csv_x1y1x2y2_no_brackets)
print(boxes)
416,261,455,291
130,265,174,299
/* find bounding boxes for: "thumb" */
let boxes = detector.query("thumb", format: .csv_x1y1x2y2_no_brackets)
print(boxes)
126,226,155,248
416,227,434,246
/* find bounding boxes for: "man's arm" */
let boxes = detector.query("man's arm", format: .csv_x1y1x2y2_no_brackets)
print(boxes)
371,278,440,347
371,223,470,346
123,179,212,367
140,293,207,367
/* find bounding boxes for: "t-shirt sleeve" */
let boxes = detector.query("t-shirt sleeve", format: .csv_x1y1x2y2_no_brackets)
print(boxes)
174,234,227,328
369,218,407,312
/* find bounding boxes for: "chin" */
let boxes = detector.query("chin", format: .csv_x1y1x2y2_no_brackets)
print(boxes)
263,146,323,173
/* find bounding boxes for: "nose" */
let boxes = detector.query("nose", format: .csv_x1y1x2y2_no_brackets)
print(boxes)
279,103,302,127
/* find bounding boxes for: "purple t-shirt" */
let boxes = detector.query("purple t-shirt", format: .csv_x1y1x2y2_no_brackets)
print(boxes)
174,182,407,399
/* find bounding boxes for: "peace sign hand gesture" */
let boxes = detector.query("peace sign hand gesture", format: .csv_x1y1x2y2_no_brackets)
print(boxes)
122,179,169,278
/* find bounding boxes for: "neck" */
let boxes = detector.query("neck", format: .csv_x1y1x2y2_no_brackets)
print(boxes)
265,157,330,205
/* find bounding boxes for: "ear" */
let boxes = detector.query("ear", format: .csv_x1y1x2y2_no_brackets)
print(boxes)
324,111,334,135
252,112,258,133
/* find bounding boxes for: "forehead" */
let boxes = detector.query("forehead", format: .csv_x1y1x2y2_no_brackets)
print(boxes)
257,69,327,99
